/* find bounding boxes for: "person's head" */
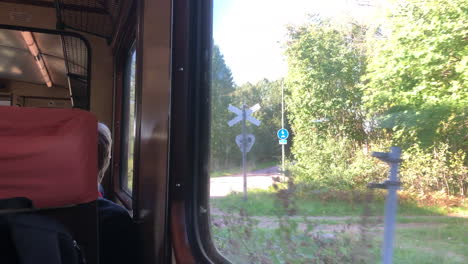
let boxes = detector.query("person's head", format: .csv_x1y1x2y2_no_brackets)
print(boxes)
98,122,112,183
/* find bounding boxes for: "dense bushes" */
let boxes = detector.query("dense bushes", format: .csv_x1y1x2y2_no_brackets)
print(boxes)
290,136,388,191
401,143,467,196
291,139,467,197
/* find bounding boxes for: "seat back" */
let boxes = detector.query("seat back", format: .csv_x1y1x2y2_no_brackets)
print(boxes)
0,106,100,264
0,106,98,208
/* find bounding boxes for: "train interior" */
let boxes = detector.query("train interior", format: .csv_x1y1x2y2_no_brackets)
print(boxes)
0,1,164,263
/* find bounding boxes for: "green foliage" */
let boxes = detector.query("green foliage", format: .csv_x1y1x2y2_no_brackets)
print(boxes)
283,2,467,196
363,0,468,151
290,135,387,190
285,17,368,143
401,143,468,196
284,17,382,193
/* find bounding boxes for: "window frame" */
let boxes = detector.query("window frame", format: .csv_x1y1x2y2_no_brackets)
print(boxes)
120,44,137,196
170,0,230,263
111,11,138,209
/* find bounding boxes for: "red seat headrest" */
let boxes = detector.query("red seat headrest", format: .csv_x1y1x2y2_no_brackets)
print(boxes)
0,106,99,208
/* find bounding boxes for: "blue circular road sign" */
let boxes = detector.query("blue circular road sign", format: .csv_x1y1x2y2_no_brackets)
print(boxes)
277,128,289,140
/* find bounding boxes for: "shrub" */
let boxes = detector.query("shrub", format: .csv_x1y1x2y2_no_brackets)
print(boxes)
400,143,467,196
291,136,388,192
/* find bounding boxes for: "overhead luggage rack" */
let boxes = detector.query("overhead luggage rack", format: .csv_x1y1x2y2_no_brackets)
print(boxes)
55,0,126,41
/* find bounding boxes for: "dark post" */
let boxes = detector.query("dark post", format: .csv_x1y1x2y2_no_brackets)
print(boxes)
369,146,402,264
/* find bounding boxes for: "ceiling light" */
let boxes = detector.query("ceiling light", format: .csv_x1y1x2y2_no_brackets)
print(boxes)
20,31,53,87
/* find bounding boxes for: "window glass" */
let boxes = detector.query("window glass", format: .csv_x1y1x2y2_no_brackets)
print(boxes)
121,48,136,194
209,0,467,263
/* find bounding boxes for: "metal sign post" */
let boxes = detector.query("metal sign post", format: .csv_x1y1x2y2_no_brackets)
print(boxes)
281,81,285,171
228,104,261,201
368,147,402,264
241,104,247,201
277,128,289,171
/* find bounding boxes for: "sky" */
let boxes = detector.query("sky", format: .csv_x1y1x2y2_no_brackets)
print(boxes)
213,0,390,85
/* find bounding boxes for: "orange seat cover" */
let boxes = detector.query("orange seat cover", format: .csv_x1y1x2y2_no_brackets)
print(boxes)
0,106,99,208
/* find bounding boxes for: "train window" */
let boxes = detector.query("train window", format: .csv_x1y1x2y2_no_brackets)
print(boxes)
205,0,468,263
121,46,137,194
0,95,11,106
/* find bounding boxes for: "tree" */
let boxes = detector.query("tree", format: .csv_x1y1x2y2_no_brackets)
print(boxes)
210,45,238,170
285,17,368,144
363,0,468,153
284,17,372,188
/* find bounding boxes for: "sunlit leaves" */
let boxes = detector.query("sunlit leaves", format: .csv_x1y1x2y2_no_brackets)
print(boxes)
285,18,368,143
363,0,468,151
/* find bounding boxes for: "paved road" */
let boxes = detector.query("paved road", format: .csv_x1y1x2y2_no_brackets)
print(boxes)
210,166,282,197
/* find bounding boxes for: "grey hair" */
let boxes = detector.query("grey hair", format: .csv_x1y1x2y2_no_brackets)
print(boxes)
97,122,112,183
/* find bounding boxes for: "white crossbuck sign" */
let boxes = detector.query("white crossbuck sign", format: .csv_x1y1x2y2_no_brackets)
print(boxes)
227,104,261,127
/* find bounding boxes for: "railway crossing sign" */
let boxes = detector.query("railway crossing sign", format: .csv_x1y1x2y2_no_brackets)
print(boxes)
236,134,255,153
227,104,261,127
277,128,289,140
227,103,261,201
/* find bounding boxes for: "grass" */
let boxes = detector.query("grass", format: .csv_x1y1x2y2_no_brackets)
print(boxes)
211,212,468,263
210,161,278,177
389,221,468,263
212,217,468,264
211,189,468,217
211,188,468,263
396,216,468,224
